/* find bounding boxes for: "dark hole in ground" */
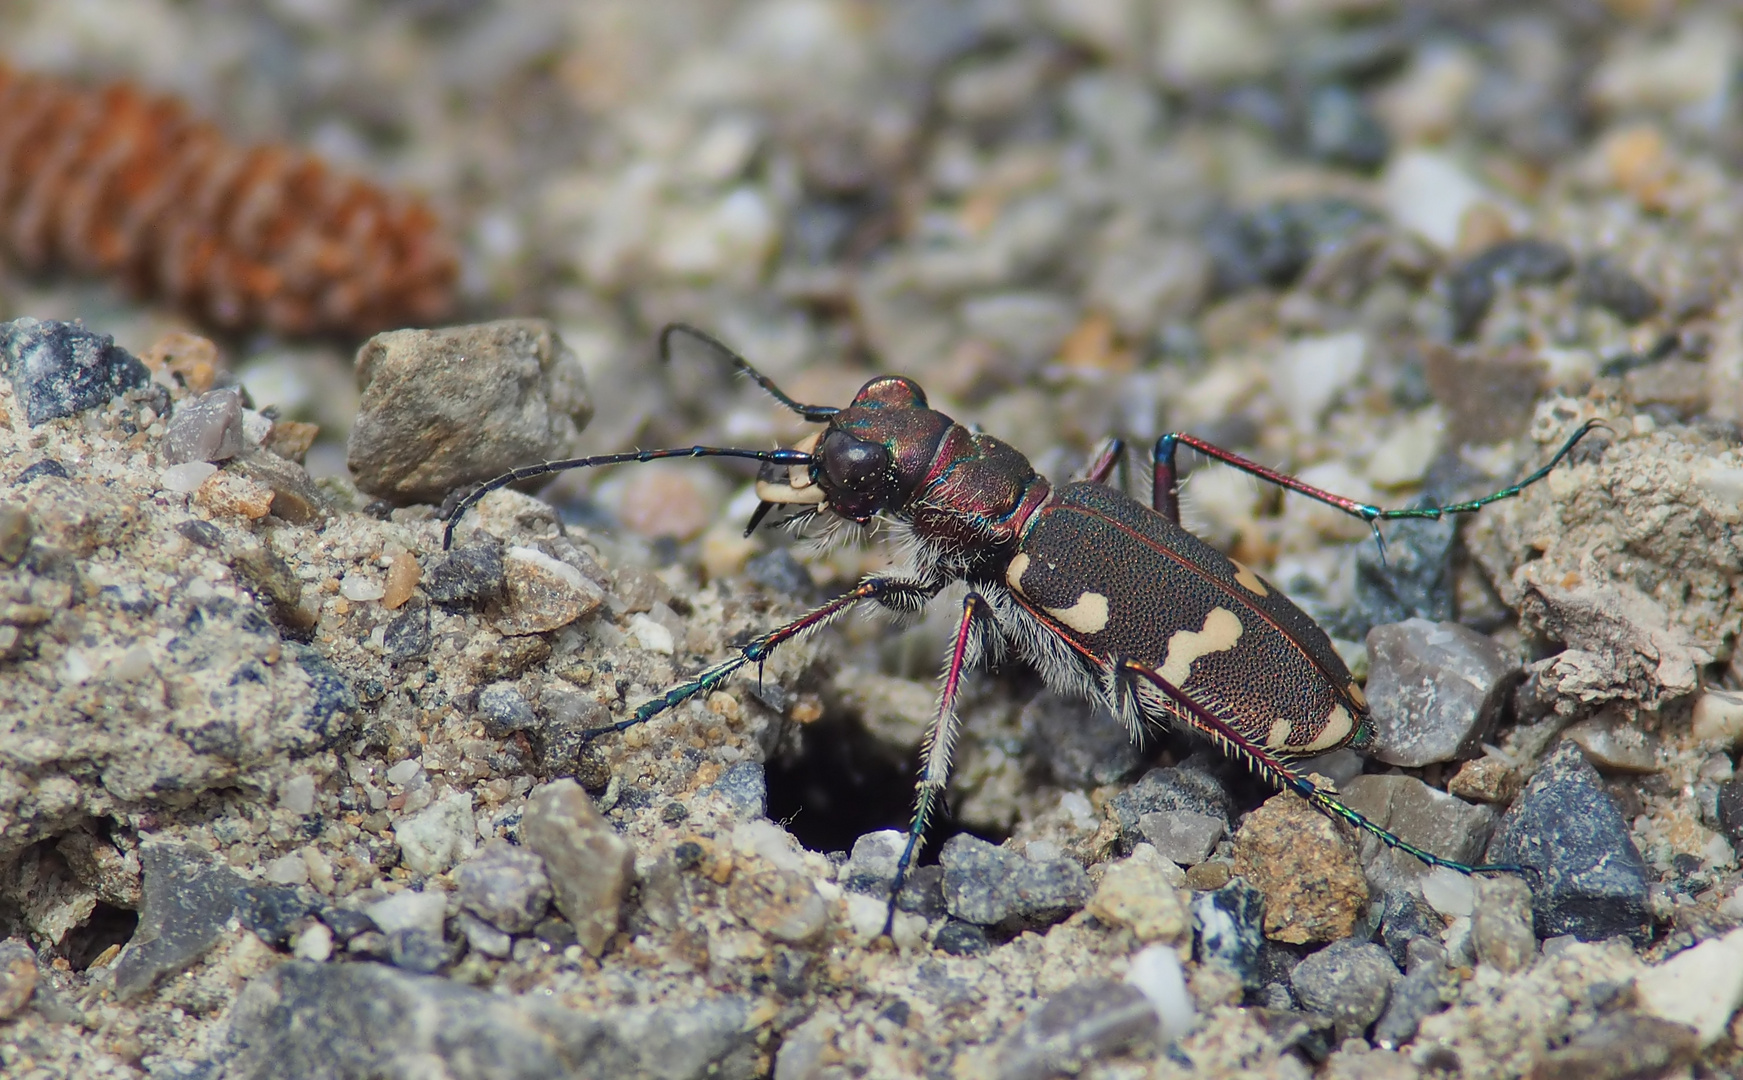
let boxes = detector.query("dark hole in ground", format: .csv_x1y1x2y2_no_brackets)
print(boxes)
65,901,138,970
764,707,1003,859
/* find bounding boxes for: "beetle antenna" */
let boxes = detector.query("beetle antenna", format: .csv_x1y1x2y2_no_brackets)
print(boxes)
660,323,840,423
442,445,814,550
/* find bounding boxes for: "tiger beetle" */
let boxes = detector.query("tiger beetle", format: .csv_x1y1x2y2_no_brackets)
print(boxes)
443,324,1602,934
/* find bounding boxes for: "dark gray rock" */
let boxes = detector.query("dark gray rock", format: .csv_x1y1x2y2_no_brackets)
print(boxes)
1363,619,1518,767
1336,516,1456,641
1304,84,1389,171
939,834,1090,927
387,928,455,974
236,885,318,948
162,388,246,465
1717,777,1743,848
476,683,536,738
1,318,150,426
896,864,948,920
1019,691,1143,788
1577,256,1660,324
347,319,593,505
1378,890,1443,970
934,920,990,956
1448,238,1575,339
456,840,553,934
223,961,756,1080
176,519,223,549
15,458,70,484
708,761,767,820
113,843,246,1000
995,980,1160,1080
1485,742,1652,944
1372,938,1455,1050
1289,939,1399,1039
1192,879,1265,988
1108,758,1236,853
382,599,432,660
1204,198,1378,295
425,538,506,605
842,831,903,898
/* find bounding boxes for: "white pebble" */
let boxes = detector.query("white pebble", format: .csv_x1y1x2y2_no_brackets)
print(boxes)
1636,926,1743,1045
628,613,676,655
109,644,155,682
366,889,447,936
732,819,806,874
339,574,385,602
1125,945,1195,1040
62,649,94,685
385,759,423,787
395,792,476,875
160,461,219,493
291,921,333,962
264,853,310,886
1421,866,1476,917
279,774,317,816
1273,331,1367,433
1383,149,1488,252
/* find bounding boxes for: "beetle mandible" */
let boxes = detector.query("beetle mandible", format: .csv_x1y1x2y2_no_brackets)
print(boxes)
444,324,1601,930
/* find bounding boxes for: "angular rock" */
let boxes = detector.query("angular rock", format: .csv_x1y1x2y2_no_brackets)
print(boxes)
1231,790,1368,944
1339,774,1494,887
1086,846,1190,943
1472,875,1535,973
228,449,331,525
394,791,476,876
1447,238,1574,339
1529,1013,1700,1080
1,317,150,426
939,833,1091,927
113,843,246,1000
1108,759,1236,854
347,319,593,505
1339,516,1455,640
1289,940,1400,1039
1634,925,1743,1046
387,927,455,974
425,538,506,605
237,884,318,947
476,683,536,738
726,866,829,943
841,830,904,898
365,889,447,937
496,546,605,635
1137,810,1225,866
709,761,767,820
1484,742,1651,943
521,779,634,956
162,388,245,465
382,598,432,660
532,684,610,775
1373,939,1455,1050
1377,889,1442,970
994,980,1160,1080
1577,256,1660,324
457,911,513,959
456,840,553,934
225,961,755,1080
1562,712,1664,773
0,939,38,1019
1192,879,1265,988
1364,618,1517,767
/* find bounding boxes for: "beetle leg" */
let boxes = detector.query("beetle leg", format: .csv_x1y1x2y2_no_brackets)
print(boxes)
1151,418,1607,551
578,574,940,744
883,591,992,937
1113,659,1540,881
1074,437,1126,487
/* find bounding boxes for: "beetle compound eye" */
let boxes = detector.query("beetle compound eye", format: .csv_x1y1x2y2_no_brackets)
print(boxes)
822,435,890,491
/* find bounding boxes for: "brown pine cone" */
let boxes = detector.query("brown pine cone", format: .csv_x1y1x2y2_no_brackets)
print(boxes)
0,61,457,337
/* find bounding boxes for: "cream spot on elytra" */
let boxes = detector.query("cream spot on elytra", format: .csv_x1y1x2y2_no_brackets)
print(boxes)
1156,607,1243,686
1347,681,1368,709
1046,592,1110,635
1231,559,1269,597
1267,717,1293,749
1296,704,1354,754
1006,552,1030,594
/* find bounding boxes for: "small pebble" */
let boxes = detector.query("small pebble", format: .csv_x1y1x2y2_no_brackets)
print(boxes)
394,791,476,876
455,840,553,934
263,853,310,886
160,461,220,494
0,505,33,564
291,921,333,963
456,911,513,959
424,539,506,605
1485,742,1651,943
1363,618,1516,767
1419,866,1475,919
1,317,150,426
1289,940,1400,1039
1577,256,1660,324
1339,774,1492,887
1472,875,1535,973
841,830,904,897
366,889,447,937
1373,939,1454,1050
1137,810,1225,866
939,833,1091,927
934,920,990,956
1633,925,1743,1046
994,980,1160,1080
476,683,536,738
340,574,386,602
1123,945,1195,1041
193,471,275,520
161,388,245,465
1529,1013,1701,1080
387,928,452,974
113,845,246,1000
1447,238,1574,339
1691,689,1743,747
1191,879,1265,988
382,552,421,609
1086,846,1190,943
278,774,317,816
1383,149,1487,252
521,779,634,956
1231,790,1368,944
0,940,39,1019
174,517,222,549
727,866,829,943
708,761,766,820
385,759,424,787
497,546,605,635
1563,712,1663,773
1108,761,1236,852
382,600,432,660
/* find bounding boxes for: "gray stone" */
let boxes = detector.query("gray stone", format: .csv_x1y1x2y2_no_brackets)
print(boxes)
1577,255,1660,324
1364,618,1518,767
934,920,990,956
1107,759,1236,853
113,843,246,1000
1020,692,1143,788
1339,773,1494,887
162,388,245,465
1473,875,1535,973
224,960,756,1080
1529,1013,1701,1080
1448,238,1575,340
425,538,506,605
709,761,767,820
476,683,536,738
1,318,150,426
496,545,606,635
387,927,455,974
457,911,513,959
1485,742,1652,944
347,319,593,505
841,830,904,897
0,939,38,1019
534,684,611,775
1137,810,1225,866
995,980,1160,1080
1289,939,1400,1039
939,834,1090,927
1304,83,1389,171
382,598,432,660
1378,889,1443,970
1191,880,1265,988
226,449,331,525
1562,712,1664,773
456,840,553,934
1372,939,1455,1050
521,779,634,956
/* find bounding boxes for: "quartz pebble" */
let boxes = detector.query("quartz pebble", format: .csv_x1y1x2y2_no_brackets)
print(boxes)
521,779,634,956
366,889,447,937
1562,712,1663,773
1363,619,1516,768
160,461,220,494
1123,945,1194,1041
1634,925,1743,1046
161,388,245,465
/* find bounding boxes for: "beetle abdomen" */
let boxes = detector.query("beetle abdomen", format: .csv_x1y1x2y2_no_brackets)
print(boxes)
1006,482,1370,757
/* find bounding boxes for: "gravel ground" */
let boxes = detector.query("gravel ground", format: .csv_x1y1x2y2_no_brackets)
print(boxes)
4,2,1743,1078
